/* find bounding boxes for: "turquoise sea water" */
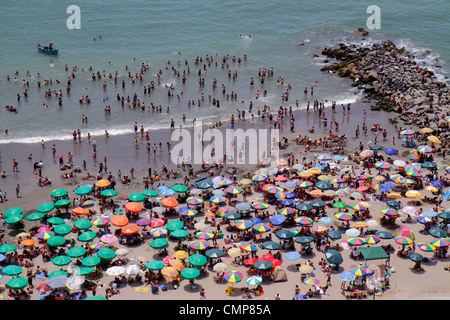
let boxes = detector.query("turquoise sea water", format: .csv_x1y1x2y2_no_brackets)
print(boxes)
0,0,448,143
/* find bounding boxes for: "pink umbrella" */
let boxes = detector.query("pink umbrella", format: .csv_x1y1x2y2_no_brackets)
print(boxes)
100,234,118,244
37,226,51,233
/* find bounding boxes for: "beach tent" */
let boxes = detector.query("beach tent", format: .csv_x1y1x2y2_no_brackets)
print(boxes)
272,267,287,282
359,246,388,263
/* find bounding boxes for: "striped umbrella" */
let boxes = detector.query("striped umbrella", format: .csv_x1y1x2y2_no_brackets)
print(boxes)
189,240,210,250
251,202,270,210
400,129,415,136
349,265,369,277
252,174,268,182
417,145,434,154
252,223,271,233
180,209,198,217
89,241,106,250
247,276,262,286
364,236,381,245
375,161,391,170
196,232,215,240
334,212,353,221
304,277,320,286
186,196,203,206
239,244,259,252
235,220,254,230
334,189,349,197
430,238,450,248
298,180,314,188
226,186,244,195
136,218,152,227
295,216,314,227
239,179,252,185
149,228,167,238
381,208,400,218
37,231,55,241
348,203,367,211
278,207,296,216
224,270,244,283
227,248,242,258
92,217,110,227
216,207,229,217
417,242,436,252
210,196,227,204
395,236,414,245
347,237,366,247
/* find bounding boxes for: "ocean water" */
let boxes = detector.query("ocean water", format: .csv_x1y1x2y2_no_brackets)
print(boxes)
0,0,448,144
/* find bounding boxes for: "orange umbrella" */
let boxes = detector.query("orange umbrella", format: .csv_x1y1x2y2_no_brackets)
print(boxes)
204,211,215,217
111,215,129,227
122,224,139,235
125,202,143,213
21,239,36,246
162,197,179,208
72,207,89,215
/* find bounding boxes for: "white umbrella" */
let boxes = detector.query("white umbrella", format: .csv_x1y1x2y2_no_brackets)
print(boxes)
152,206,164,214
393,160,406,167
246,276,262,286
366,220,379,231
402,206,418,215
213,262,227,273
47,275,69,289
190,189,203,195
115,248,129,256
106,266,125,276
194,222,208,231
345,228,361,237
100,234,118,244
125,264,141,276
67,276,85,289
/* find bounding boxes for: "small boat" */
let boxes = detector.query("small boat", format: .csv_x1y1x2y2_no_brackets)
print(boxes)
37,43,58,55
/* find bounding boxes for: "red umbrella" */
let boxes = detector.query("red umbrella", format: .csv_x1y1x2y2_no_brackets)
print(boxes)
151,218,165,228
37,283,52,293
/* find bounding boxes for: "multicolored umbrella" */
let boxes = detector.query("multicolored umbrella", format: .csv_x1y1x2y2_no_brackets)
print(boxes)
304,277,320,286
430,238,450,248
89,241,106,250
334,212,353,221
235,220,254,230
295,216,314,226
239,244,259,252
37,231,55,241
381,208,400,218
251,202,269,210
189,240,210,250
186,196,204,206
252,223,271,233
347,237,366,247
349,265,369,277
417,145,434,154
417,242,436,252
226,186,243,195
209,196,227,204
278,207,296,216
395,236,414,245
224,270,244,283
364,236,381,245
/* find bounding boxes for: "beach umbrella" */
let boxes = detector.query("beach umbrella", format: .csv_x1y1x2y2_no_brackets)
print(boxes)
51,188,68,198
347,237,366,247
295,236,314,245
161,266,178,278
298,181,313,188
394,228,416,240
169,259,186,272
261,241,281,250
25,212,44,222
55,199,71,208
205,248,224,259
224,270,244,283
417,145,434,154
422,210,438,218
417,216,432,225
5,207,23,218
296,203,313,212
189,240,210,251
100,234,118,244
89,241,106,250
239,244,259,252
319,217,333,224
210,196,227,204
161,197,179,208
409,253,424,263
339,271,356,282
105,266,126,276
95,179,111,188
375,231,394,239
400,129,415,136
213,262,228,273
181,267,201,280
180,209,198,217
315,181,332,190
170,229,189,239
285,251,301,260
386,200,400,208
125,202,144,213
246,276,262,286
430,238,450,248
235,202,251,212
275,229,294,240
360,150,374,158
218,178,234,188
195,231,214,240
72,207,89,216
100,189,117,198
254,260,273,271
149,227,167,238
332,201,348,209
78,231,96,242
91,217,109,228
74,218,92,230
75,185,93,196
235,220,253,230
145,261,164,271
312,225,329,233
251,202,270,210
295,216,314,227
240,179,252,185
21,239,36,247
37,202,55,213
402,206,418,216
417,242,436,252
47,217,65,225
2,265,23,276
141,189,158,197
111,215,129,227
334,212,353,221
188,254,207,267
7,277,28,289
349,265,369,277
325,249,343,265
429,227,447,238
304,277,320,286
299,264,314,274
395,236,414,245
437,212,450,220
311,200,327,208
265,185,284,195
124,264,141,276
345,228,360,237
348,203,366,211
81,256,101,267
171,184,188,193
53,224,73,236
226,186,244,195
381,208,400,218
224,212,241,220
73,267,94,276
150,238,168,249
186,196,203,206
166,220,183,231
328,230,342,240
364,235,381,245
122,224,140,235
195,179,214,189
5,213,23,225
227,248,242,258
383,147,397,155
67,247,86,258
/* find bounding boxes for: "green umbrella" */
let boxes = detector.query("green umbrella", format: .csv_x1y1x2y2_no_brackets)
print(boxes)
254,260,273,270
5,213,24,224
26,212,44,221
261,241,281,250
67,247,87,258
296,203,313,212
75,267,95,276
5,207,22,218
97,248,116,260
328,230,342,240
75,185,93,196
74,218,92,230
150,238,168,249
51,188,68,198
295,236,314,244
54,224,73,236
47,217,65,225
84,296,107,300
78,231,96,242
437,211,450,220
2,265,23,276
332,202,347,209
52,255,72,266
375,231,394,239
205,248,224,259
429,227,447,238
7,277,28,289
142,190,158,197
82,256,101,267
386,200,400,208
195,179,213,189
170,229,189,239
47,236,66,247
49,270,69,278
55,199,71,207
409,252,424,262
166,220,184,231
325,249,343,265
181,267,200,280
37,202,55,213
145,260,165,270
421,162,437,169
0,244,17,254
311,200,327,208
172,184,188,193
128,193,145,202
188,254,207,267
315,181,332,190
224,212,241,220
100,189,118,198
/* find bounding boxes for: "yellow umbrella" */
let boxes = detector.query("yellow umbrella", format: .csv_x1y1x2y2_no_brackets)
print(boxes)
227,248,242,258
405,190,422,198
317,175,330,181
353,221,368,229
386,193,402,199
427,136,441,144
309,190,325,197
169,259,186,271
298,170,313,178
309,168,322,175
421,128,433,133
173,250,189,260
95,179,111,188
425,186,439,193
161,266,179,278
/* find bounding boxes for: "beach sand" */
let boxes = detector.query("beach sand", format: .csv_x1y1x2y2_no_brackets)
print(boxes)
0,97,449,301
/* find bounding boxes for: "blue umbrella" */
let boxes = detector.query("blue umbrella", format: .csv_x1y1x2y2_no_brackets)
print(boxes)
384,147,397,155
0,254,5,262
250,217,263,225
285,192,296,199
284,181,297,189
156,185,169,191
281,199,295,207
333,155,345,161
431,180,444,188
423,210,438,217
382,182,395,189
339,271,356,282
160,189,175,196
319,217,332,224
178,207,190,213
285,251,301,260
275,229,294,239
417,216,431,224
269,214,286,226
236,202,251,212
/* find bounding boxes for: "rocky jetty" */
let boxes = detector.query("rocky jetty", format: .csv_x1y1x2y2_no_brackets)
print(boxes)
320,30,450,142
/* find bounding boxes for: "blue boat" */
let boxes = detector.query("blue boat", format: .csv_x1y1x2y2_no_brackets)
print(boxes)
37,43,58,55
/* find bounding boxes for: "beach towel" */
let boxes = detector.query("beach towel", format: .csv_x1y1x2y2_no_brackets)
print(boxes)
135,287,148,293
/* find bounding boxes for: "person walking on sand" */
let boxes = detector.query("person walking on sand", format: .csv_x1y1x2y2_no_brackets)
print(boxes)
199,288,206,300
15,184,20,198
12,159,18,172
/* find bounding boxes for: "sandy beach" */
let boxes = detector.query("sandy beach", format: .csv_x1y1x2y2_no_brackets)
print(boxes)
0,84,449,302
